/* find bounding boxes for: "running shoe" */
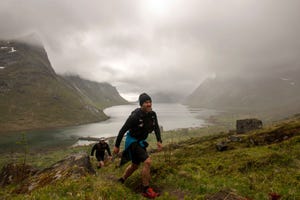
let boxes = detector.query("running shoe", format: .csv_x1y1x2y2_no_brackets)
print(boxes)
142,187,160,199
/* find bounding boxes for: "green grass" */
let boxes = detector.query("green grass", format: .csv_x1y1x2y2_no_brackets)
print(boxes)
1,115,300,199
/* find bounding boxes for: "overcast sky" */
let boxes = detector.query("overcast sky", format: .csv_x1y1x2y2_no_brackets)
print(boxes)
1,0,300,101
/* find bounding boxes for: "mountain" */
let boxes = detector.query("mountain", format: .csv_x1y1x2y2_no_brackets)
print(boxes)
0,39,127,133
62,75,127,109
184,71,300,117
150,92,182,103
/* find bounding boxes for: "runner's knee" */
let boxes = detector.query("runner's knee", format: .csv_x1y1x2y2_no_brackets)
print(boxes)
144,157,151,166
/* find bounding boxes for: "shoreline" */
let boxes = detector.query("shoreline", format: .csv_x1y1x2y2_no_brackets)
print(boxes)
0,117,109,135
0,104,221,155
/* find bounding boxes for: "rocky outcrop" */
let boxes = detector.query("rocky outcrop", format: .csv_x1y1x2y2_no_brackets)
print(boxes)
0,153,95,193
248,125,299,145
236,118,263,134
0,163,38,187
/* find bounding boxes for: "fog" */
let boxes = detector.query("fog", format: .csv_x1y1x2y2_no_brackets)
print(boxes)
1,0,300,101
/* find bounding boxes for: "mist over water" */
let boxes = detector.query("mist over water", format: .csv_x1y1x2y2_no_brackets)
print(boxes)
0,103,218,153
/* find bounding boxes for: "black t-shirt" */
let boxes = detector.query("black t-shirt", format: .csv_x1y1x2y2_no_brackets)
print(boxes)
91,142,111,156
115,108,162,148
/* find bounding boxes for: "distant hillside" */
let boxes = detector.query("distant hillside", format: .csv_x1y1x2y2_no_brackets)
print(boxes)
0,39,127,133
63,75,128,109
150,92,182,103
184,72,300,118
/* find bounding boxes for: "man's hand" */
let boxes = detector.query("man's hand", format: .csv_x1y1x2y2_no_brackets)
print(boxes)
157,142,163,151
113,146,120,154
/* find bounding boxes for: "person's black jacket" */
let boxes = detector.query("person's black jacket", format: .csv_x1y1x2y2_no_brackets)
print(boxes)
91,142,111,157
115,108,162,148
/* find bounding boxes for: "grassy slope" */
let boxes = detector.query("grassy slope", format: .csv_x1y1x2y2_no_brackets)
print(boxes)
0,74,106,130
0,115,299,200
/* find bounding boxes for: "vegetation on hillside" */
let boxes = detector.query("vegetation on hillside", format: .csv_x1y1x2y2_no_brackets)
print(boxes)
1,114,299,199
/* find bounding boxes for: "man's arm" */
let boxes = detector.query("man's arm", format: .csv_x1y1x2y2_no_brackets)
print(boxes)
106,143,112,156
115,121,130,148
114,114,136,154
91,144,96,156
153,112,163,151
153,112,162,143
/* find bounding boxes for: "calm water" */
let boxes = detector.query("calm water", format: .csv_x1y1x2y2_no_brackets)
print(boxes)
0,103,218,153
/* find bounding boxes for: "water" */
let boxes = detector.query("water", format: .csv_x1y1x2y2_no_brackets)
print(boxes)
0,103,218,153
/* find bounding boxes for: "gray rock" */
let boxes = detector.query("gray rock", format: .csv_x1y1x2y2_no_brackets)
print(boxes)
228,135,242,142
236,118,263,134
0,163,38,187
216,141,228,151
15,153,95,193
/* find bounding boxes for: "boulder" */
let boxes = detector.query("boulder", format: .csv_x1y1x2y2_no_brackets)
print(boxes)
216,141,228,152
15,153,95,193
236,118,263,134
228,135,242,142
0,163,38,187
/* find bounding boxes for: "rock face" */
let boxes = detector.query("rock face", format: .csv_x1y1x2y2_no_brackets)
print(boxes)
1,153,95,193
0,163,38,187
236,119,263,134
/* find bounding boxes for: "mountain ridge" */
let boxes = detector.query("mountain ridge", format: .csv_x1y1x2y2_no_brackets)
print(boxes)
62,75,128,109
0,39,128,133
184,73,300,118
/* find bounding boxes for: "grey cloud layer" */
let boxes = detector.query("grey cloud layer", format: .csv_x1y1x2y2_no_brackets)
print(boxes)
1,0,300,98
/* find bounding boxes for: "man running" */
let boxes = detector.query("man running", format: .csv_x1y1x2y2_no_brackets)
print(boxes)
91,137,112,168
114,93,163,198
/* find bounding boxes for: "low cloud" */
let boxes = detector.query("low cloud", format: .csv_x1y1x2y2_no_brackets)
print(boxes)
1,0,300,99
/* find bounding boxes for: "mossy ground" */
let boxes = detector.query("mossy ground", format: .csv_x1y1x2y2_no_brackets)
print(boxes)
1,115,299,199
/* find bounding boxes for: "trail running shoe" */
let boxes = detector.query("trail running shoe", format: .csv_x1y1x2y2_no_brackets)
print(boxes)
142,187,160,199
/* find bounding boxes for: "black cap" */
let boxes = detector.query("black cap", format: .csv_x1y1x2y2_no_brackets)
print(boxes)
139,93,152,106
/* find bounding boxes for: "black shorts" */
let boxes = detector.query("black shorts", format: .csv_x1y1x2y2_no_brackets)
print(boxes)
96,151,105,161
129,142,149,165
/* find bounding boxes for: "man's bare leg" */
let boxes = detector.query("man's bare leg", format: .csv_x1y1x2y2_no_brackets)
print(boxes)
142,157,151,187
122,163,139,180
99,161,104,167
